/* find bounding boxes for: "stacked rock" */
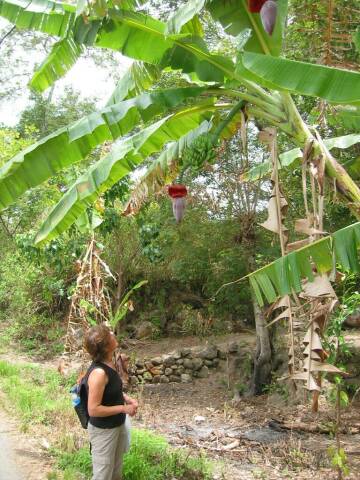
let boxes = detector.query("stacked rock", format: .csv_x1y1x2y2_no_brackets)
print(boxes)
128,343,235,386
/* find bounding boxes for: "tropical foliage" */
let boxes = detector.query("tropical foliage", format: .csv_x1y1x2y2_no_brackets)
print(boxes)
0,0,359,246
248,222,360,307
1,0,360,403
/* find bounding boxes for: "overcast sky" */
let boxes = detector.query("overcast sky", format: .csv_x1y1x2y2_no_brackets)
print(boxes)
0,18,132,126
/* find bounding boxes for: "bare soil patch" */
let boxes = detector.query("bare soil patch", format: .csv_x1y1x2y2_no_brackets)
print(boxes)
125,332,360,479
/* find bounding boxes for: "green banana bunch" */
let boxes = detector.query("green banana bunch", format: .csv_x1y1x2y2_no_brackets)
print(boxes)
181,133,218,173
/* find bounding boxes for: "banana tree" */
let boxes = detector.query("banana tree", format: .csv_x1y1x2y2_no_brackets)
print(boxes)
1,0,360,393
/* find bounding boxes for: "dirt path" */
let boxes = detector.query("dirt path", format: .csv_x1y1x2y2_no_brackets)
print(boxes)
0,410,52,480
0,415,25,480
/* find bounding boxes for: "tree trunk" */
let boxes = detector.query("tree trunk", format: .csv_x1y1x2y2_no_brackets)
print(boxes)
251,292,272,394
244,238,273,395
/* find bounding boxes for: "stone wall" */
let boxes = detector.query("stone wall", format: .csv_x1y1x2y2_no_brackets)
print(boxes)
128,342,239,386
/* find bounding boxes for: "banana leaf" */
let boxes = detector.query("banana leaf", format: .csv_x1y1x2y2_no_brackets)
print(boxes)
165,0,206,35
333,105,360,131
333,223,360,274
0,86,207,210
109,280,148,328
30,34,83,92
242,134,360,182
124,120,212,215
116,0,149,9
239,52,360,104
324,133,360,150
35,101,218,245
248,222,360,306
15,5,233,85
93,9,233,84
342,158,360,181
241,147,302,182
206,0,288,57
0,0,75,36
106,62,161,105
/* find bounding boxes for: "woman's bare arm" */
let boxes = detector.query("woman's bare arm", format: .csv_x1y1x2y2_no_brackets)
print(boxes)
88,369,135,417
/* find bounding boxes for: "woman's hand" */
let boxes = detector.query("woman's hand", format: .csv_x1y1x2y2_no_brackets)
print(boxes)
123,404,137,416
124,394,138,410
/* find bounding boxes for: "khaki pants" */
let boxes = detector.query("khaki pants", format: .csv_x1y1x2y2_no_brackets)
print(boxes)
88,420,130,480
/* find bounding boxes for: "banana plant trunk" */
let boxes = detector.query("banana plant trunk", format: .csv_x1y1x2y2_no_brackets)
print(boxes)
243,236,272,395
250,289,272,394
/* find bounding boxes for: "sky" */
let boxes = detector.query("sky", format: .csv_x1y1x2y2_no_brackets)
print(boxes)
0,18,132,126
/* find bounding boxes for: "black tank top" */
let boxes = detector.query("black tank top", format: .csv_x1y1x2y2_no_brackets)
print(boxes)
87,362,126,429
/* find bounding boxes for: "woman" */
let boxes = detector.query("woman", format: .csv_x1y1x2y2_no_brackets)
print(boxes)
84,324,138,480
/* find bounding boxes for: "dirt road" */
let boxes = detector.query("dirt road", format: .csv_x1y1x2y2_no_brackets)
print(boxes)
0,415,26,480
0,412,51,480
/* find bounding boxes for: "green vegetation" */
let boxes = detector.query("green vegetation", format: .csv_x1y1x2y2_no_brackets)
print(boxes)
56,429,211,480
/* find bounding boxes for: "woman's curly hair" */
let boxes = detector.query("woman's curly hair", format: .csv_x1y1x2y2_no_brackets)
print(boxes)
84,324,112,362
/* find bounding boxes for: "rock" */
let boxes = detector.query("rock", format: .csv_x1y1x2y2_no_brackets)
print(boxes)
136,368,146,375
152,375,161,384
345,310,360,328
149,367,163,376
129,376,139,386
41,438,51,450
197,366,209,378
194,415,206,424
198,345,218,360
134,321,154,340
164,367,173,376
143,372,153,382
160,375,170,384
181,373,192,383
171,365,178,370
212,358,220,367
183,358,193,369
135,359,144,368
218,349,227,360
172,350,182,360
150,356,163,366
192,358,203,370
181,348,192,357
176,359,184,365
204,360,213,367
169,375,181,383
163,354,176,367
177,366,185,374
228,341,239,354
